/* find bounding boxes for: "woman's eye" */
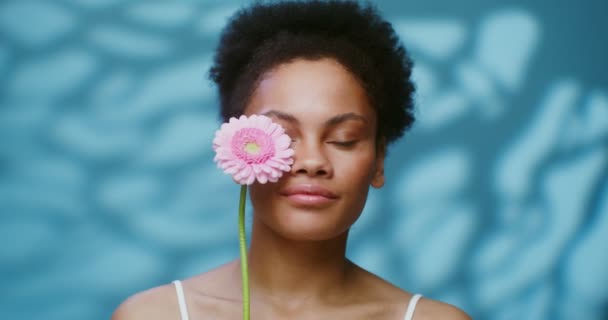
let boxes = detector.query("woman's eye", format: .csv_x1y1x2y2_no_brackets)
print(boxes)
330,140,358,148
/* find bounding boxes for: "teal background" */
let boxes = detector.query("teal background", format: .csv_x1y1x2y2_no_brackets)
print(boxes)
1,0,607,319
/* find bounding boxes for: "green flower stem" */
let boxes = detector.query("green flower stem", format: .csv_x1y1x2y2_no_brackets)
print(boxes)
239,185,250,320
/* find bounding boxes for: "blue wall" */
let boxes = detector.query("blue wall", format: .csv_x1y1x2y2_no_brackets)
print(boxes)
1,0,607,319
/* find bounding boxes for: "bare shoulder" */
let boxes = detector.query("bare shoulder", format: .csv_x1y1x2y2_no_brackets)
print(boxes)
112,262,239,320
350,263,470,319
416,297,472,320
111,283,179,320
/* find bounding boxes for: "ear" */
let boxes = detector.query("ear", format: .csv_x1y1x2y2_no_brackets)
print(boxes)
371,139,386,189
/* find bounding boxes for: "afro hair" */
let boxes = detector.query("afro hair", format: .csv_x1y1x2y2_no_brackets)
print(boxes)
209,0,416,145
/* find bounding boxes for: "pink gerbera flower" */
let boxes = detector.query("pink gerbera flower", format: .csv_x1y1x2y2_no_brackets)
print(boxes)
212,114,294,320
213,114,294,185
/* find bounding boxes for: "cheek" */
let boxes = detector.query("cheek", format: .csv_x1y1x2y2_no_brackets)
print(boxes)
248,183,275,209
334,152,377,183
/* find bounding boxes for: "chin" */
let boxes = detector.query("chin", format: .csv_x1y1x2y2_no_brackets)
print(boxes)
276,226,347,242
264,207,355,242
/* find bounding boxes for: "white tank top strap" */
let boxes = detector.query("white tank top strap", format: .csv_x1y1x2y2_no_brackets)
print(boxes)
403,294,423,320
172,280,190,320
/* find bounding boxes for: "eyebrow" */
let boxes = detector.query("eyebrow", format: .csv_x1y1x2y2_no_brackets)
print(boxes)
262,110,368,127
324,112,368,127
262,110,298,123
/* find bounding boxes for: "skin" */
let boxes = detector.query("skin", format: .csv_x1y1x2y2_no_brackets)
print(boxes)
112,58,471,320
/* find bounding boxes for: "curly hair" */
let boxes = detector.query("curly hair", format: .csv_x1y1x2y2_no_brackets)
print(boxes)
209,0,415,146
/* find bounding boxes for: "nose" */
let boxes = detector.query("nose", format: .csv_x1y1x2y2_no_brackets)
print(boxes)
290,140,333,178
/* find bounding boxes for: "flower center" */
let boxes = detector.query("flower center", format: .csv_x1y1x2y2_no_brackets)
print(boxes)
244,142,260,154
232,128,275,164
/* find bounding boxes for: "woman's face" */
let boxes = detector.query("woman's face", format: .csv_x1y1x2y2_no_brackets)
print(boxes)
244,58,385,241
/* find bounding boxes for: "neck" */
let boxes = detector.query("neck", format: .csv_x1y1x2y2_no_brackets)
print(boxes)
244,216,353,303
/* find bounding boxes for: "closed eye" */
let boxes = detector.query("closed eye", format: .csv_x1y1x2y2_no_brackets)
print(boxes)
329,140,358,148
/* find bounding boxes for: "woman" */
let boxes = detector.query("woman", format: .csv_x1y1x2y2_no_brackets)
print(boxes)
112,1,471,319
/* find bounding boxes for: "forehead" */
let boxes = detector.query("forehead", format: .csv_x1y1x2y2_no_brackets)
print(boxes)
244,58,376,122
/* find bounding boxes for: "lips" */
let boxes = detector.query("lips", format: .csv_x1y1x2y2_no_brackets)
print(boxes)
279,184,338,207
